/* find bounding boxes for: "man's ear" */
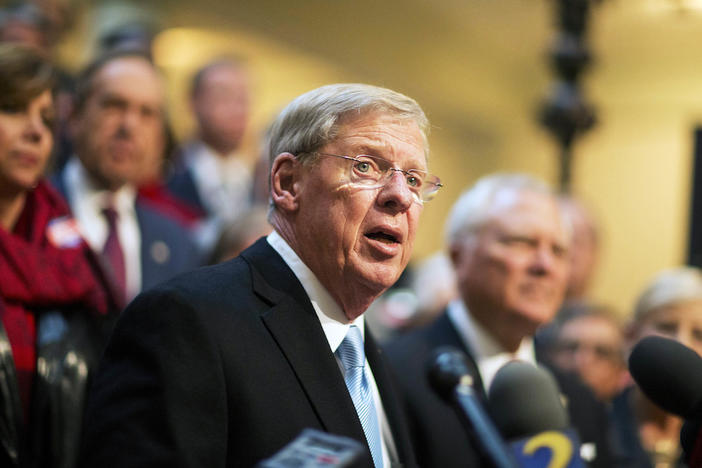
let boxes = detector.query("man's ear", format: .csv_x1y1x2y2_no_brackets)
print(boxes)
270,152,301,213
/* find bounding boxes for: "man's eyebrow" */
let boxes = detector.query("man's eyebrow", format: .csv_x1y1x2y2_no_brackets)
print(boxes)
353,144,384,156
351,144,428,171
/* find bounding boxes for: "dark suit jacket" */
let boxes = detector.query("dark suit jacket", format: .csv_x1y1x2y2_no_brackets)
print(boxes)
51,170,202,293
79,238,417,467
166,157,206,215
384,311,613,468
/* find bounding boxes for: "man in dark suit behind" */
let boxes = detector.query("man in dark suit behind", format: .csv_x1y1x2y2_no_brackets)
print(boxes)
52,50,201,305
385,173,613,467
79,83,444,467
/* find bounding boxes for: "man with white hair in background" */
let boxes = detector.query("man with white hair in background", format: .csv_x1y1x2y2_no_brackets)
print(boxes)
386,173,613,467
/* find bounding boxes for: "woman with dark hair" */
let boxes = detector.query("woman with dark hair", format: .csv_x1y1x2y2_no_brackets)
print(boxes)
0,43,119,467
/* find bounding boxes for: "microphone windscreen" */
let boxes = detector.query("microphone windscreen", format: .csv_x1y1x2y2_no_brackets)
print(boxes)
426,346,473,402
488,361,569,439
628,335,702,419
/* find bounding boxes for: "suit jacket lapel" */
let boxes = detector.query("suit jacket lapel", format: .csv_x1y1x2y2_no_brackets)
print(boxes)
240,239,368,444
430,311,488,402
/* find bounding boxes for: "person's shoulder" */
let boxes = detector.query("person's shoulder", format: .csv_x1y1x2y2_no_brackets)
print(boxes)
157,256,250,297
136,200,199,247
386,311,454,354
384,314,451,370
136,199,191,232
126,256,252,321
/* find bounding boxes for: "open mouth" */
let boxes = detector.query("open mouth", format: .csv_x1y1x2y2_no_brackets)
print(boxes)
365,231,399,244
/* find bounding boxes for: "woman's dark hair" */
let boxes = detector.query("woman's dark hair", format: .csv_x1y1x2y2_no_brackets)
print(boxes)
0,42,56,111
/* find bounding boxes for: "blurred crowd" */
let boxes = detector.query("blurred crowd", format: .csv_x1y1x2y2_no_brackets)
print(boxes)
1,1,701,467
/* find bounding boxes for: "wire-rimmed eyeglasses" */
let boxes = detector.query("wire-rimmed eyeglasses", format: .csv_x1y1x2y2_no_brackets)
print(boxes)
306,152,443,203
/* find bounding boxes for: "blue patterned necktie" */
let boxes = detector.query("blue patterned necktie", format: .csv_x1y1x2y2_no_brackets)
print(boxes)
336,325,384,468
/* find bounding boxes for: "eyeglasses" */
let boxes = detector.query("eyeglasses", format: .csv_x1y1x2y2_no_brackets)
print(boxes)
310,152,443,203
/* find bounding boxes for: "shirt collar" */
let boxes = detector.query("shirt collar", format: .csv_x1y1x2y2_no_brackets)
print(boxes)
267,230,363,353
187,140,247,171
65,157,137,216
447,298,535,389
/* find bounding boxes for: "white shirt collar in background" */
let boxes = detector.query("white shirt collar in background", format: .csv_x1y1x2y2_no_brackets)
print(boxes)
186,141,252,223
447,298,536,392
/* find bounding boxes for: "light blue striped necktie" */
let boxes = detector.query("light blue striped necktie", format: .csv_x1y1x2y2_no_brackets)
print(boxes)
336,325,384,468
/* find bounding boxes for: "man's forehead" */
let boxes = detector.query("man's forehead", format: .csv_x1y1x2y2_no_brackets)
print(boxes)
203,63,248,86
330,112,427,164
93,57,164,101
485,189,567,235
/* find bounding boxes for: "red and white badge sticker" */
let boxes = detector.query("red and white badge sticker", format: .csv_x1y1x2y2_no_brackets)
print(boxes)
47,216,83,249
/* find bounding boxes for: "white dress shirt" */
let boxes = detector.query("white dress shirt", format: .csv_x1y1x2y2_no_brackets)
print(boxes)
267,230,397,466
185,141,252,224
63,157,142,301
446,298,536,392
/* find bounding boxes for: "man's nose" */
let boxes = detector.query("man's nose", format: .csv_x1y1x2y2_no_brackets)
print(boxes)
529,246,557,275
118,109,140,135
376,170,415,211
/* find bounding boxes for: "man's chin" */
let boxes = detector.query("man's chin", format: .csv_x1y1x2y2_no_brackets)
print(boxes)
517,307,558,332
99,170,131,191
356,263,403,294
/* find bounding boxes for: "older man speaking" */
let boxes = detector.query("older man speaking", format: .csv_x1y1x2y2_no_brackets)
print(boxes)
79,84,441,467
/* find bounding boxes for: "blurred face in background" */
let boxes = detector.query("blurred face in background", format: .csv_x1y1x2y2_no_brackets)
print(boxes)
560,198,599,301
71,56,165,191
629,300,702,358
552,313,626,402
0,89,54,197
452,189,570,350
191,62,249,155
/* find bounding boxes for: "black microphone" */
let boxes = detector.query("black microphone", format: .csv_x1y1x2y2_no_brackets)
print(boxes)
628,335,702,419
488,361,584,468
426,347,518,468
629,335,702,465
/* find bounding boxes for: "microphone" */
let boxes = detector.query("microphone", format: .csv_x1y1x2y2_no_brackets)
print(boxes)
628,335,702,418
488,361,584,468
628,335,702,465
256,429,364,467
426,347,518,468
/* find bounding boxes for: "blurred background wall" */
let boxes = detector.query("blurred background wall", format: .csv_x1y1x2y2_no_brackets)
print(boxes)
34,0,702,315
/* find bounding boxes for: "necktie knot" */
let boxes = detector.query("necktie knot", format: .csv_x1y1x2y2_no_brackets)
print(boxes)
337,325,365,370
102,205,119,226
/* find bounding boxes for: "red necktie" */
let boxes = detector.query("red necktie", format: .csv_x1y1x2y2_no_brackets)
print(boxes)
102,205,126,302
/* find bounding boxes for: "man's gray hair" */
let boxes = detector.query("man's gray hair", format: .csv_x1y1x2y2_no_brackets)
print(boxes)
267,83,429,165
633,267,702,323
444,173,554,247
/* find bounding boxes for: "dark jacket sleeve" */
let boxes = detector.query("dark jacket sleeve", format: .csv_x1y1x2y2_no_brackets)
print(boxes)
79,287,229,468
